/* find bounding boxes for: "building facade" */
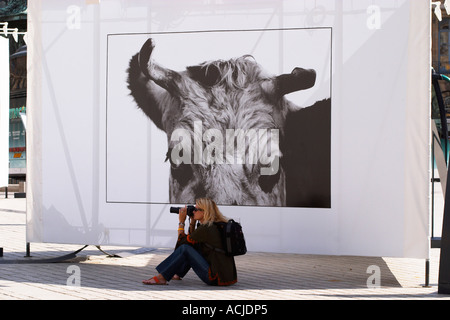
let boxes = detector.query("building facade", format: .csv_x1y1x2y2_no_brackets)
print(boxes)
0,0,26,184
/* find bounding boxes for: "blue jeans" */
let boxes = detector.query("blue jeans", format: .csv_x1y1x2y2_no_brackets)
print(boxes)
156,244,214,285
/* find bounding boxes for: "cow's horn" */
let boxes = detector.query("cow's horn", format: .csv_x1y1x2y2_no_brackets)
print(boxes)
138,38,155,78
137,38,183,95
275,68,316,96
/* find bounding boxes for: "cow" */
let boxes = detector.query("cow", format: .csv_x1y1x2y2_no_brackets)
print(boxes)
127,38,320,207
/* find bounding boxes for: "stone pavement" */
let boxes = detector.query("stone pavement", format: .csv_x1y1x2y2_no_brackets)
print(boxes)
0,198,449,301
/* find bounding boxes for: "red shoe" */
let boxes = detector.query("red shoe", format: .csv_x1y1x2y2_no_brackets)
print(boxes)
142,276,168,285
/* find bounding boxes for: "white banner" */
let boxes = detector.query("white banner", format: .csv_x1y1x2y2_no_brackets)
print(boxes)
27,0,431,258
0,37,9,188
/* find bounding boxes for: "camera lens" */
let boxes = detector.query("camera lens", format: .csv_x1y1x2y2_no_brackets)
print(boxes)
170,207,181,214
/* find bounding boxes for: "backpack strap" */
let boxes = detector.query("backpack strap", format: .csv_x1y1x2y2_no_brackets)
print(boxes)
226,220,233,253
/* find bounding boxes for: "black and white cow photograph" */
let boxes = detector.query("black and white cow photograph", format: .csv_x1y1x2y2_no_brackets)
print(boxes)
106,29,331,208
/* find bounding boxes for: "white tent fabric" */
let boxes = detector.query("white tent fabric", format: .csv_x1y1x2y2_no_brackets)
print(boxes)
27,0,431,258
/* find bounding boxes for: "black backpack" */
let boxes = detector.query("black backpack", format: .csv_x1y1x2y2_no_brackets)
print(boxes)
208,219,247,256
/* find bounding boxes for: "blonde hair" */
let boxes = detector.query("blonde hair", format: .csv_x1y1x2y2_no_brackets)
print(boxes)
196,198,228,226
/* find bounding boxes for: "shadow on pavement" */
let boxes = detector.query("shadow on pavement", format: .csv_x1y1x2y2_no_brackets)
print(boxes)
0,249,403,292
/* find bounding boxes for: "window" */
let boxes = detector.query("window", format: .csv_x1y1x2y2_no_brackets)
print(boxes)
439,18,450,73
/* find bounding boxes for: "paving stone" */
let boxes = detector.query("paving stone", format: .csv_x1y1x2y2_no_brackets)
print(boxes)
0,198,448,300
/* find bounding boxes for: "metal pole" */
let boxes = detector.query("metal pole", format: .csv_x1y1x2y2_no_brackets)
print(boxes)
435,72,450,294
439,165,450,293
24,242,31,258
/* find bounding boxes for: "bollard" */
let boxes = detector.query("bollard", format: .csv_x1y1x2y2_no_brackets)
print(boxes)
24,242,31,258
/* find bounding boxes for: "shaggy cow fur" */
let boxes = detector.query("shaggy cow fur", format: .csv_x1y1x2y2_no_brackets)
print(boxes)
127,38,321,206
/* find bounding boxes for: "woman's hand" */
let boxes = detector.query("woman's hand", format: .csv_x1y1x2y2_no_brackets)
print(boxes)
179,206,187,224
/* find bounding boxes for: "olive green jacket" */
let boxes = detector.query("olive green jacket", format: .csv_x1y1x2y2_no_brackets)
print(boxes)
178,223,237,286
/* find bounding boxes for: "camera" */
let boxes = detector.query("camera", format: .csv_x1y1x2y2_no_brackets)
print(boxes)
170,205,195,217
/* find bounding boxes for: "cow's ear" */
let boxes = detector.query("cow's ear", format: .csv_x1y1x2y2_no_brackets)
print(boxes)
275,68,316,96
187,64,221,87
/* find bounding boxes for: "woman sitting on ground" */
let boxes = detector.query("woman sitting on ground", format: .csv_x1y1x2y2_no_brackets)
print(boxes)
142,198,237,286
